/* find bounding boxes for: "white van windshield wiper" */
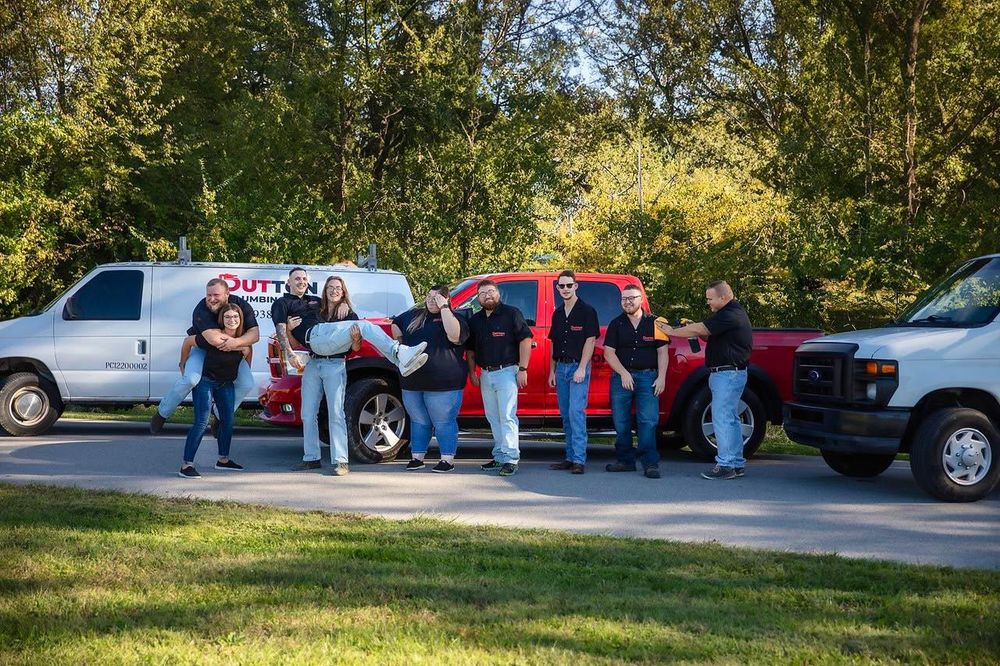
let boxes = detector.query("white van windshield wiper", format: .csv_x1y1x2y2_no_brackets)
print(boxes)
905,314,953,325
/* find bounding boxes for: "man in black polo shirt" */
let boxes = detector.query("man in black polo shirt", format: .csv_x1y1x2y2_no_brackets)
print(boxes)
547,270,599,474
271,267,321,373
603,283,668,479
466,279,533,477
660,280,752,480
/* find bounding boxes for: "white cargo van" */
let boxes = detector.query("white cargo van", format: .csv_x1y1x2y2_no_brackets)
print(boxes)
0,256,414,437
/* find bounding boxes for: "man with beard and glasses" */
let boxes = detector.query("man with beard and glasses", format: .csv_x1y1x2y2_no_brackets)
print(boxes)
546,270,599,474
603,284,668,479
466,279,533,477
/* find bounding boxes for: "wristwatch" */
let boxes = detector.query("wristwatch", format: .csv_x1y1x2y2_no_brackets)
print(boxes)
518,366,528,371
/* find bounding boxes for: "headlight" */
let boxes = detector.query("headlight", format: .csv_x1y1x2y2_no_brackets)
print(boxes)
852,359,899,405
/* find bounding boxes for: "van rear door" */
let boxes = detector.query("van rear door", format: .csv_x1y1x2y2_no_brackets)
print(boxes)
53,267,152,399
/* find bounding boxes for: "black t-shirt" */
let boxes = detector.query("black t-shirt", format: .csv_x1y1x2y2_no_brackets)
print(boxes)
187,294,259,336
392,308,470,391
270,293,322,331
603,312,666,370
466,303,533,368
548,299,600,362
291,304,359,354
195,334,244,382
704,300,753,368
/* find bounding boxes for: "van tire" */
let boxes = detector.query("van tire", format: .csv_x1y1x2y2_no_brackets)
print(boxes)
910,408,1000,502
820,450,895,478
0,372,64,436
683,384,766,460
344,377,409,463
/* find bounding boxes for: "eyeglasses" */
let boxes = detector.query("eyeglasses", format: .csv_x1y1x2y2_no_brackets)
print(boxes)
621,295,642,302
222,314,242,321
557,283,575,289
328,286,344,292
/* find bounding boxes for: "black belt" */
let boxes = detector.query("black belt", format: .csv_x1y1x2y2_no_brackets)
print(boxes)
482,362,517,372
708,364,746,373
624,367,657,372
554,357,580,364
310,352,343,360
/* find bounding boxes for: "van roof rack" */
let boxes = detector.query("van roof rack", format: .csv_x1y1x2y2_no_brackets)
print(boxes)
357,243,377,271
177,237,192,264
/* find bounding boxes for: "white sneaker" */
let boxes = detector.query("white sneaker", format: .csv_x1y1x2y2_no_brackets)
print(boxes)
400,353,429,377
396,341,428,370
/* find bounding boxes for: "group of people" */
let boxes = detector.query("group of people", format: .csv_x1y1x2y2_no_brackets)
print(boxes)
152,268,754,483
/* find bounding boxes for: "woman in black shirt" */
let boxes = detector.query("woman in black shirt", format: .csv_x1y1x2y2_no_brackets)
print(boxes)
178,304,252,478
391,285,469,472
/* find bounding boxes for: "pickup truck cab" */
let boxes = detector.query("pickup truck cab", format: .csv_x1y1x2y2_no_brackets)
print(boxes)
0,258,413,437
262,272,818,462
784,254,1000,502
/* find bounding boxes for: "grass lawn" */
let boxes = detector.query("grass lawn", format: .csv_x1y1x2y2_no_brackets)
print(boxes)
1,484,997,664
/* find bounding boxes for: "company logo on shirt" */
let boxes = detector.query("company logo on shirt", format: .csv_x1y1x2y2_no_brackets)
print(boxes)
570,325,584,332
491,331,507,337
642,336,656,342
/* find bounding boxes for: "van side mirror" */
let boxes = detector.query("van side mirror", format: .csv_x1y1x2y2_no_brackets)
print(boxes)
688,338,701,354
62,297,79,320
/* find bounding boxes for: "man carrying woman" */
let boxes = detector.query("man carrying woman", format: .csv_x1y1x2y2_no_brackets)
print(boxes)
392,285,470,473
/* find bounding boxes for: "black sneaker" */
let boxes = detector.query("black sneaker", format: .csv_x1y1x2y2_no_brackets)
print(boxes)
605,462,637,472
499,463,518,477
644,466,661,479
480,460,502,471
215,459,244,471
735,467,746,478
701,465,737,480
150,412,166,434
291,460,322,471
178,465,200,479
432,461,455,473
405,459,426,471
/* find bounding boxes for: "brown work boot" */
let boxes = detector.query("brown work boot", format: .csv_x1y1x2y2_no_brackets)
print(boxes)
548,460,574,470
570,463,585,475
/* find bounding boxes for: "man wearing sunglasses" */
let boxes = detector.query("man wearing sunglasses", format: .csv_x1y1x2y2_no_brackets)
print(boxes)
603,284,668,479
547,270,600,474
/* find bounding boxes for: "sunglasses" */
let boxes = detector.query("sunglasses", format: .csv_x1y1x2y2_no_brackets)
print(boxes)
557,283,575,289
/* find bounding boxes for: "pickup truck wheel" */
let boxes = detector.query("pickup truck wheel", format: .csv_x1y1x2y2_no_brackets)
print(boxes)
344,377,409,463
0,372,64,436
910,408,1000,502
683,385,766,460
820,450,895,478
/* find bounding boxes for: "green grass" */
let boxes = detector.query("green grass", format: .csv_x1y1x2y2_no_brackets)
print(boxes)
1,485,997,664
64,405,272,429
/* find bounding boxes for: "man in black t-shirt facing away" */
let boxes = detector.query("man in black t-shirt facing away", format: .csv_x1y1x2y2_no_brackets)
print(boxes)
659,280,753,480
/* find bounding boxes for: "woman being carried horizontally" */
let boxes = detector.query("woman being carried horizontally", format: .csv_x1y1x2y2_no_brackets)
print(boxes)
178,303,252,478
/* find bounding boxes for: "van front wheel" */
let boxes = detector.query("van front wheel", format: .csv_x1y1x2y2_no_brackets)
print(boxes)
344,377,409,463
0,372,64,436
911,408,1000,502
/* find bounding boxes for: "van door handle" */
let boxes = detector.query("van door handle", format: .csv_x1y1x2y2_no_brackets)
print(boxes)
136,340,147,355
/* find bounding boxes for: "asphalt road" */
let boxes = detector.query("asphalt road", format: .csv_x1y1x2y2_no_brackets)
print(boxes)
2,420,998,570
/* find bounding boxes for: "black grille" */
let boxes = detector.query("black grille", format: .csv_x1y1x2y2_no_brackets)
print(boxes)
793,343,857,402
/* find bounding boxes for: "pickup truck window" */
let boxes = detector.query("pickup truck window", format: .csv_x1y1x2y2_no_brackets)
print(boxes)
894,257,1000,327
62,270,144,321
553,281,622,327
454,280,539,325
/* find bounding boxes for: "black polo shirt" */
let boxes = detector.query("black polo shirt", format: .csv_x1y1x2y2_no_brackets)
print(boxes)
188,294,259,335
195,334,244,382
270,293,322,329
393,308,470,391
548,299,599,362
290,305,359,354
704,299,753,368
466,303,533,369
603,312,665,370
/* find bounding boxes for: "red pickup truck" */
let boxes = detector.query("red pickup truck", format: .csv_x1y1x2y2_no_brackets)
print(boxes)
260,272,819,463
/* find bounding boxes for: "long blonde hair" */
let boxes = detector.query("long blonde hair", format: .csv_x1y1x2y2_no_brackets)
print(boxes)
408,284,450,334
321,275,354,321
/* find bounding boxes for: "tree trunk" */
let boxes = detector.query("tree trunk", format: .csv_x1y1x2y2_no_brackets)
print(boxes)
900,0,931,225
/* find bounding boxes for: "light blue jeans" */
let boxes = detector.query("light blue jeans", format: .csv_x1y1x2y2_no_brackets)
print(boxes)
301,357,348,463
158,347,254,418
480,365,520,464
709,369,748,468
555,362,591,464
402,389,464,456
307,320,398,361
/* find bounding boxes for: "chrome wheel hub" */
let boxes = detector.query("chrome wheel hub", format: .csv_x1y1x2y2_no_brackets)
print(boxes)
942,428,992,486
357,393,406,453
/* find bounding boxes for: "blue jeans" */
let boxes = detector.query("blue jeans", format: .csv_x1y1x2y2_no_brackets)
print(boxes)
555,362,591,464
159,347,254,418
301,358,348,463
183,378,235,463
609,369,660,469
307,320,398,361
479,365,520,464
402,389,464,456
709,369,748,468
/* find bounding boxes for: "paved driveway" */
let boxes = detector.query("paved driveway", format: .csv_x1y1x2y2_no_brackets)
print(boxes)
2,420,998,570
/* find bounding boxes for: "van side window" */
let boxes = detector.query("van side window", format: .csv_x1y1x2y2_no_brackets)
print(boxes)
555,281,621,327
63,270,144,321
453,280,539,326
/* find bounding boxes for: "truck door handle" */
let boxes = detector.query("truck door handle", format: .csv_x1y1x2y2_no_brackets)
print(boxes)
136,339,147,355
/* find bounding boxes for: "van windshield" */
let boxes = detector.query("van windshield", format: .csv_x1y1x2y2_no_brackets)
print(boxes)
893,257,1000,327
